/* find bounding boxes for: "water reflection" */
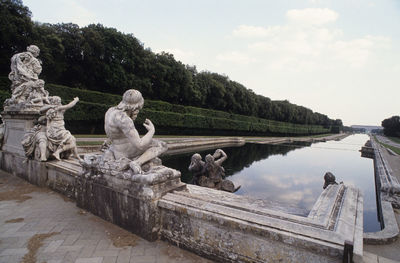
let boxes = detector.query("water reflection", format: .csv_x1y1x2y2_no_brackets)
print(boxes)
162,143,308,183
161,134,379,232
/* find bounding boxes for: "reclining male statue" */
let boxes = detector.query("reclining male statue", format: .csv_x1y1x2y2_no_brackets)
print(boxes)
103,89,167,174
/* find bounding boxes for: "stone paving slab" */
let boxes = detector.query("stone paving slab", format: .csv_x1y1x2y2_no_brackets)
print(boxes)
0,170,212,263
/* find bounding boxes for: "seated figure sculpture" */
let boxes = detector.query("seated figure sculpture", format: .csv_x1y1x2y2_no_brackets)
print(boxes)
6,45,50,108
42,96,80,160
22,96,80,161
188,149,240,193
21,116,48,161
103,89,167,174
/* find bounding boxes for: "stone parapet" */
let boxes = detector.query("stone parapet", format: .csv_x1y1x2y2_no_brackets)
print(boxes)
159,184,363,263
0,110,40,156
364,201,399,244
75,165,185,241
362,137,400,244
371,138,400,207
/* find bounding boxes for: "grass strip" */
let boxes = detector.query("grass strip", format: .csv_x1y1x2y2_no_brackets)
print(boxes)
77,141,104,146
374,135,400,155
388,136,400,144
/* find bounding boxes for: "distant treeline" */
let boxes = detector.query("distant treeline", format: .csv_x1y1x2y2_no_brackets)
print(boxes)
0,0,342,131
0,80,331,136
382,116,400,138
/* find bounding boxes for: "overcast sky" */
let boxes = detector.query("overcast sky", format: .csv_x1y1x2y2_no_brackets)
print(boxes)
23,0,400,126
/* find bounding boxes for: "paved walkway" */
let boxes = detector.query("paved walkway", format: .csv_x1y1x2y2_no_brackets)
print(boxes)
0,171,212,263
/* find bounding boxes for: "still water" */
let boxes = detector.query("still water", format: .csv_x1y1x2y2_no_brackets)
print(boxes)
162,134,380,232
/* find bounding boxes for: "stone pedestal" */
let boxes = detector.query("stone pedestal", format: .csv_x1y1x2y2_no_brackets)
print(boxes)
76,166,186,241
1,110,40,156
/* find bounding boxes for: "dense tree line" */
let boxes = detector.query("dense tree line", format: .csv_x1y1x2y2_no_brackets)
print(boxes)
382,116,400,137
0,0,342,130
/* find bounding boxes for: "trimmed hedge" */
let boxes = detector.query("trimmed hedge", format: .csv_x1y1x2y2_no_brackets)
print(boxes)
0,90,10,116
0,79,329,135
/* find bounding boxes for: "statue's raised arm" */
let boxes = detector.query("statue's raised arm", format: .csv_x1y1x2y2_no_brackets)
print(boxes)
213,149,227,166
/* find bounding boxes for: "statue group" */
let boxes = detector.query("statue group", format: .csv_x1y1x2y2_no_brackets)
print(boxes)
188,149,240,193
5,45,50,109
2,45,238,192
1,45,80,161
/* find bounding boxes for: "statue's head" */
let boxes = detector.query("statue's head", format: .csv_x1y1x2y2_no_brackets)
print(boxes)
117,89,144,120
27,45,40,57
49,96,62,105
191,153,202,163
205,154,214,164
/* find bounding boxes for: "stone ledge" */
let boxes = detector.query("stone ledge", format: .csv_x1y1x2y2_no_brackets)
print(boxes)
159,184,364,262
363,201,399,245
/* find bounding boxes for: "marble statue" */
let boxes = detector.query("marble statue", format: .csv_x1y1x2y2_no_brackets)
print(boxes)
5,45,50,109
21,116,48,161
21,97,80,161
188,153,205,184
188,149,240,193
81,89,168,177
323,172,338,189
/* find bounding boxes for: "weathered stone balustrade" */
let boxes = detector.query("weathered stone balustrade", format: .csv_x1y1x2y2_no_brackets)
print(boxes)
0,152,364,262
362,138,400,244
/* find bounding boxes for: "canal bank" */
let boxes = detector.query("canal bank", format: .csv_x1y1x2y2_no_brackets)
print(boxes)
77,133,349,155
162,133,382,232
363,135,400,262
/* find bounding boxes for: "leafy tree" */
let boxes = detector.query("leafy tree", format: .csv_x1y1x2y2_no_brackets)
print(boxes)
0,0,33,75
382,116,400,137
0,0,342,132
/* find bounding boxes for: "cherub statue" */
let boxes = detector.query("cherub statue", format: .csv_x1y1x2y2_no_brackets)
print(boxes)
188,149,240,192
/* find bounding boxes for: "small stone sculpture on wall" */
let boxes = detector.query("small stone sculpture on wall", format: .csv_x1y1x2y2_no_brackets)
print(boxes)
5,45,50,110
188,149,240,193
21,97,81,161
323,172,339,189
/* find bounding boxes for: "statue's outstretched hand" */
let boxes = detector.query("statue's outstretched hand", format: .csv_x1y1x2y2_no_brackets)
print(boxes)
73,97,79,102
143,119,155,132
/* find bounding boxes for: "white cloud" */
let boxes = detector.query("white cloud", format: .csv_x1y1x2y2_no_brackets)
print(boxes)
227,9,390,71
286,8,339,26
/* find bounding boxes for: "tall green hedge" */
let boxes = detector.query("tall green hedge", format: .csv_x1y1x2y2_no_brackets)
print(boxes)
0,79,329,135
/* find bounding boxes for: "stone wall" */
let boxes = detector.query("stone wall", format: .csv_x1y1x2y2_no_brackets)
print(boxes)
0,149,364,262
159,184,364,263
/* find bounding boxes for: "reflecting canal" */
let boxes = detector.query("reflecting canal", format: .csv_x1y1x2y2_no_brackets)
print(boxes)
162,134,380,232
